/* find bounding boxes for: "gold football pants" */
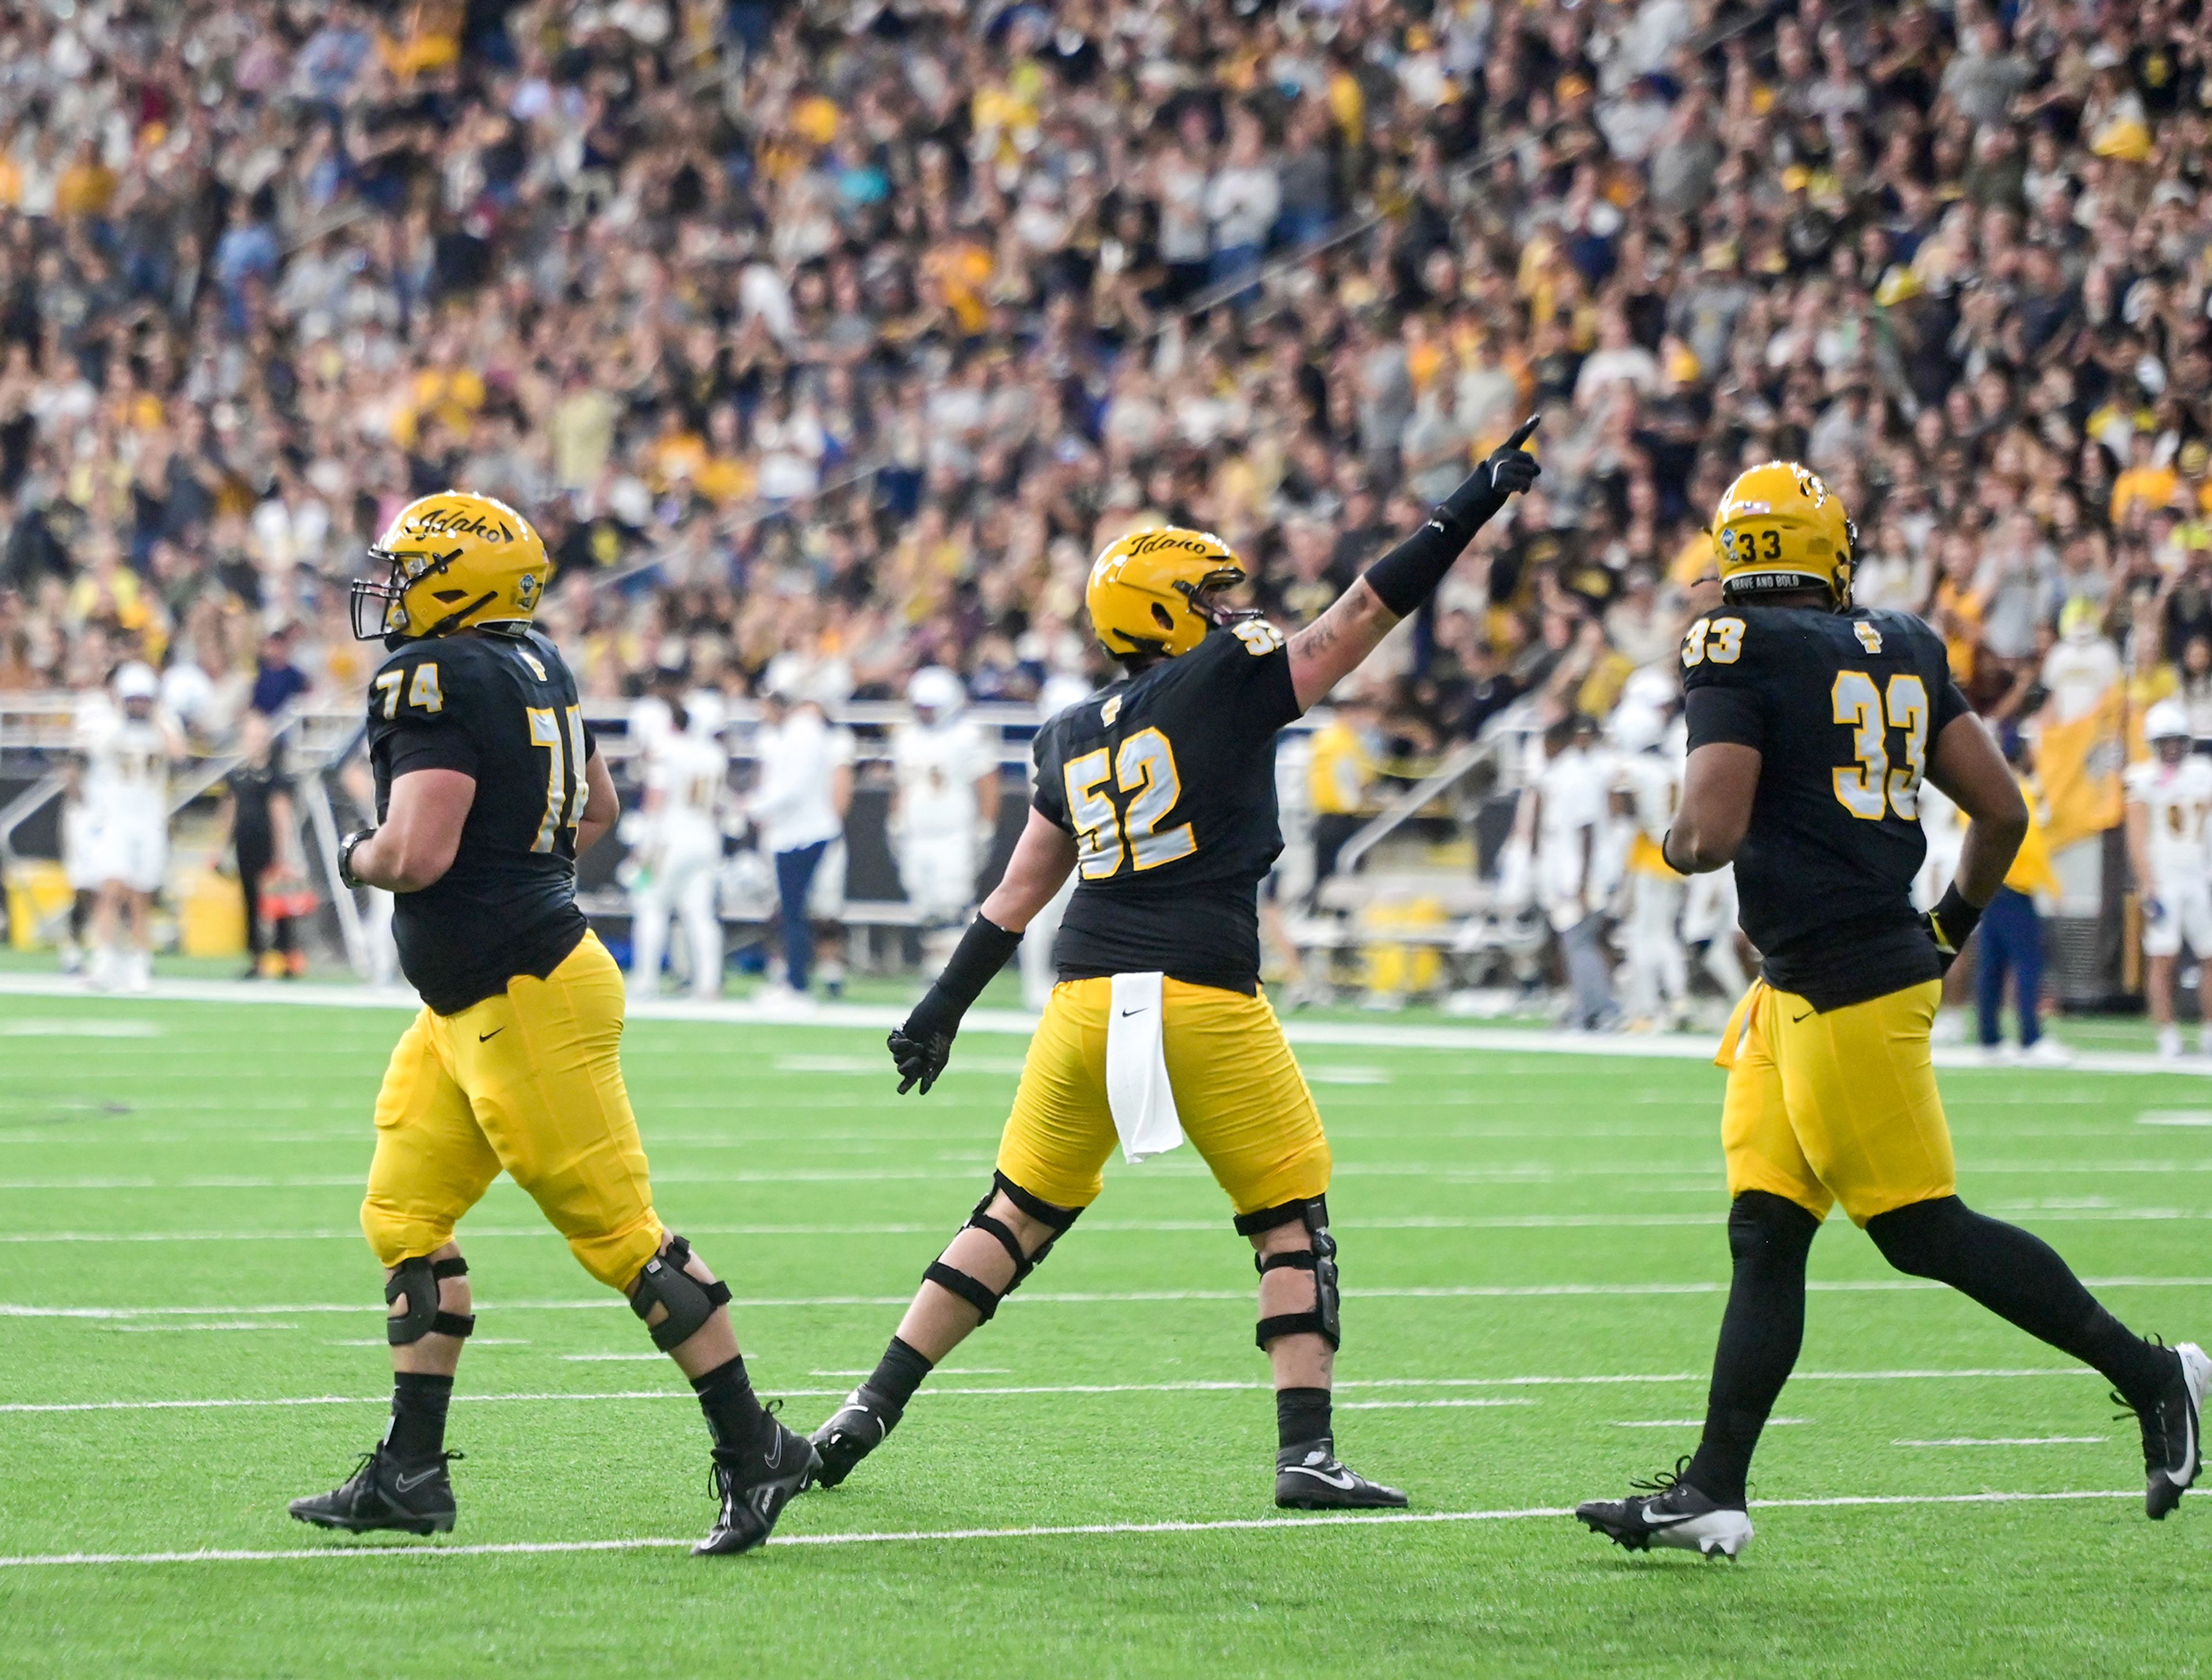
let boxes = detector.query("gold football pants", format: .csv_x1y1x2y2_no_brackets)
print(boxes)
359,931,665,1289
1715,977,1955,1226
996,977,1331,1215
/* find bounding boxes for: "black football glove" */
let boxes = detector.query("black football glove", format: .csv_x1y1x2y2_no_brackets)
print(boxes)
1920,883,1983,977
1435,415,1542,538
887,1024,953,1095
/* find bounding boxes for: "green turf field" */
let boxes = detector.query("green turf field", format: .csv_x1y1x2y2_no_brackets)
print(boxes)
3,988,2211,1677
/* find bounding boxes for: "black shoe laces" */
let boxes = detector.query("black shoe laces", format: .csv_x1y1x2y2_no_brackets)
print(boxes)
1628,1455,1694,1496
2114,1336,2180,1465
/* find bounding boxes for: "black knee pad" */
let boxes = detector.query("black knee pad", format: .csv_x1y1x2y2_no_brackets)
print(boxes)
1236,1195,1342,1352
923,1172,1081,1324
627,1234,733,1352
1726,1190,1822,1269
385,1254,475,1345
1866,1194,1973,1279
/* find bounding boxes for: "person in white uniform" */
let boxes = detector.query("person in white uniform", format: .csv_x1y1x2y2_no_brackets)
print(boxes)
78,661,184,992
889,667,999,960
2126,700,2212,1059
1527,714,1615,1030
629,700,731,1000
1608,703,1688,1029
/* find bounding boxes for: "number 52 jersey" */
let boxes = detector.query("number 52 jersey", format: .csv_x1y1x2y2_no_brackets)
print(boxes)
366,628,596,1015
1032,623,1302,993
1681,604,1972,1011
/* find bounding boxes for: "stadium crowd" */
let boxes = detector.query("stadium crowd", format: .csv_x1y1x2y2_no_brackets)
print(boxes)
0,0,2209,752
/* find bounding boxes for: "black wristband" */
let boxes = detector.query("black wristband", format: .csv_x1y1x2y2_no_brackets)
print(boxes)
1927,883,1983,957
1660,828,1690,875
907,913,1022,1036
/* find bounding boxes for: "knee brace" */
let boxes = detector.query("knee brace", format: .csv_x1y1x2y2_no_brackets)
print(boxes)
385,1255,475,1345
923,1172,1081,1324
627,1233,733,1352
1236,1195,1342,1351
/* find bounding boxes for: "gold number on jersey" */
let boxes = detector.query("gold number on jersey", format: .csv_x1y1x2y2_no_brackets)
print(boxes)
1832,670,1929,821
1062,726,1198,879
1682,616,1744,668
1232,620,1285,656
407,663,444,714
528,703,586,854
1117,727,1198,869
373,670,403,720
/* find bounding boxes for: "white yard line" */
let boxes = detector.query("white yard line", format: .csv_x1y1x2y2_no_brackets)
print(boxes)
0,1489,2142,1570
0,971,2203,1075
0,1368,2099,1416
6,1277,2210,1323
1893,1437,2108,1447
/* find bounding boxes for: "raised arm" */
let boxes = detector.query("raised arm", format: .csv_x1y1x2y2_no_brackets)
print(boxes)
1287,418,1542,711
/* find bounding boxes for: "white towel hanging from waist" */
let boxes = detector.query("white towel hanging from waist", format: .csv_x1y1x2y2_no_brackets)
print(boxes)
1104,971,1184,1163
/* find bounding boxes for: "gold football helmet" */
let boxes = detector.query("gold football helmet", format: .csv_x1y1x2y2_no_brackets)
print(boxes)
350,490,551,641
1086,525,1252,660
1711,461,1857,608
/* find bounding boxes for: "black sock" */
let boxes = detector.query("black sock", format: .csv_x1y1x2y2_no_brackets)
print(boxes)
385,1371,453,1462
1685,1192,1820,1506
1867,1196,2175,1411
691,1355,768,1454
864,1336,935,1413
1276,1386,1332,1451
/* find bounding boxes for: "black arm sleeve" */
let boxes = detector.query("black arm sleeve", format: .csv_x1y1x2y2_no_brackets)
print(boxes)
904,914,1023,1038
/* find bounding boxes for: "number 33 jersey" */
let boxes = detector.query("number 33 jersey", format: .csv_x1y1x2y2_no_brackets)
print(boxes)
1682,605,1972,1010
1032,624,1302,993
366,628,596,1014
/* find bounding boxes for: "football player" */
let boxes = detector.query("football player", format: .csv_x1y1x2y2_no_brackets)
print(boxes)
78,661,183,993
889,665,999,959
807,420,1543,1510
1608,702,1688,1030
288,492,813,1556
628,698,730,1001
1575,463,2207,1560
2124,700,2212,1060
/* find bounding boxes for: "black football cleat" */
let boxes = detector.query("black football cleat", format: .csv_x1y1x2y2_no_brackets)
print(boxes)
289,1444,461,1537
1575,1458,1752,1558
1274,1439,1408,1510
2133,1341,2211,1519
696,1412,819,1557
806,1386,903,1490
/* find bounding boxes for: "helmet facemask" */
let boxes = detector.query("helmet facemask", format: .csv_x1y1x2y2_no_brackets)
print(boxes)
1174,565,1259,629
350,544,495,642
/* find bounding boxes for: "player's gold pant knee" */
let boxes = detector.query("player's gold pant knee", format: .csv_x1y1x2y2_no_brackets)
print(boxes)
361,931,665,1290
1715,977,1955,1226
996,977,1330,1215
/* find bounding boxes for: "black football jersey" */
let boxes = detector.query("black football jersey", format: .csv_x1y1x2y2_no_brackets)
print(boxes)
1033,624,1303,992
1682,604,1972,1011
366,627,594,1014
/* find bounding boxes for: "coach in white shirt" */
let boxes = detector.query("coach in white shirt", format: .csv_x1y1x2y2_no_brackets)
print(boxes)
748,684,849,999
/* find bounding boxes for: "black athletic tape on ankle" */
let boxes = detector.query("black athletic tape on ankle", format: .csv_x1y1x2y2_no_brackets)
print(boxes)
923,1260,1003,1322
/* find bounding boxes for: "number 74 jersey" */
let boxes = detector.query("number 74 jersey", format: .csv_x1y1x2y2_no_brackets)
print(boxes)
1681,603,1973,1010
365,627,594,1015
1031,623,1303,994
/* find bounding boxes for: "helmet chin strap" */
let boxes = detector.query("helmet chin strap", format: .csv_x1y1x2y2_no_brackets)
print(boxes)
422,591,499,639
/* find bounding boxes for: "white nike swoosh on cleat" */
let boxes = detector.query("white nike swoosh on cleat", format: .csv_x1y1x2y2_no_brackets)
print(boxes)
1282,1465,1359,1491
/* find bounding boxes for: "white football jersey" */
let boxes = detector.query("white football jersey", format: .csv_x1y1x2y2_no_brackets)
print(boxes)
2126,755,2212,886
646,730,729,828
892,719,994,831
1612,749,1681,878
78,710,171,826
